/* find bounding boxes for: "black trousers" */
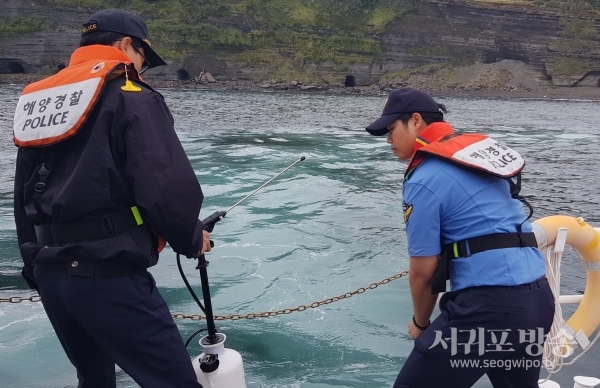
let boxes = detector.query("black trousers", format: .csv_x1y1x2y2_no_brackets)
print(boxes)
393,277,555,388
34,267,202,388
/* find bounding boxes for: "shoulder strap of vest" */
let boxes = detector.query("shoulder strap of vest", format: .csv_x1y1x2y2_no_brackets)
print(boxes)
507,172,533,222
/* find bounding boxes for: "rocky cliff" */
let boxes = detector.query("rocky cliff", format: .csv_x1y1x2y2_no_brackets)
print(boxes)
378,1,600,89
0,0,82,73
2,0,600,91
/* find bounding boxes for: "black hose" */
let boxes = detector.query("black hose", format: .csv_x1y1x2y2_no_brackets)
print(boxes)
185,328,208,348
176,253,207,315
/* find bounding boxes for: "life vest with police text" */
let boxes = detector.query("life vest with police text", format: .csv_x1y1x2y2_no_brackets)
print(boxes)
405,127,531,229
406,132,525,181
12,54,169,252
13,59,136,148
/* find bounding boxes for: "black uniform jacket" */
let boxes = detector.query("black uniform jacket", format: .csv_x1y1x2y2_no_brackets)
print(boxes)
14,73,205,288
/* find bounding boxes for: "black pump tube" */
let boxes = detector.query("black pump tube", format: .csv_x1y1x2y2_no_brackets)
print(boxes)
197,253,218,343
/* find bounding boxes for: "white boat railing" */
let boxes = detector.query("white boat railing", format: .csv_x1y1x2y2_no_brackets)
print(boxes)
555,226,599,305
537,223,600,388
559,295,584,304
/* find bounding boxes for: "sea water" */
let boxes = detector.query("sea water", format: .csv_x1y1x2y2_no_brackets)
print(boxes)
0,85,599,387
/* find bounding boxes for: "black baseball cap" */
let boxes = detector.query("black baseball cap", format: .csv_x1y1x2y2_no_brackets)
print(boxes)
82,9,167,69
366,88,444,136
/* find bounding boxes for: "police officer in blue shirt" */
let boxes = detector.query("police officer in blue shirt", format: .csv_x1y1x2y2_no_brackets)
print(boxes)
365,88,554,387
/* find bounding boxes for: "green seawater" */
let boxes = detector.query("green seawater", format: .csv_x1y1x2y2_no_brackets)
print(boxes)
1,86,599,387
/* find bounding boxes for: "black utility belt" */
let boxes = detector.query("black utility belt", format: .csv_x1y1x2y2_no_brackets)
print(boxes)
432,232,538,294
34,206,144,245
35,260,148,277
443,232,538,260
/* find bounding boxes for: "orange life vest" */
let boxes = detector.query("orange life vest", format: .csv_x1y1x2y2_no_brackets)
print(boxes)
13,46,140,148
405,122,524,180
14,45,167,252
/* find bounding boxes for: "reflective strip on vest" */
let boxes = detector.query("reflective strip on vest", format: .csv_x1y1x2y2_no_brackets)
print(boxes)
131,206,144,226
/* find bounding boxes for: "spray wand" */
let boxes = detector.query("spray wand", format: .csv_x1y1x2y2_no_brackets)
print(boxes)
176,156,306,348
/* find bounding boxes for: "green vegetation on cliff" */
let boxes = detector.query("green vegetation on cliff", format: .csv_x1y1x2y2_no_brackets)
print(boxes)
551,17,599,76
553,57,597,75
5,0,599,84
560,17,597,37
0,18,45,36
45,0,413,65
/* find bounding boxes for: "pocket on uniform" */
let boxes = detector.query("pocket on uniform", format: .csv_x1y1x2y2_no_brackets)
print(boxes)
484,305,527,314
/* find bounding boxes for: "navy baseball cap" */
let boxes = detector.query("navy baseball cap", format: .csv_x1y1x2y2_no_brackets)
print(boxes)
366,88,444,136
82,9,167,69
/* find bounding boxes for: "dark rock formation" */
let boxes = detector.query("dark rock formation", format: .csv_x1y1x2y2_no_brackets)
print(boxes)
0,58,25,74
2,0,600,89
183,55,230,80
378,2,600,87
0,0,81,73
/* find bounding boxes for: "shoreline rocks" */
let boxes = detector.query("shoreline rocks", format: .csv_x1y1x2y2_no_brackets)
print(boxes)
3,72,600,101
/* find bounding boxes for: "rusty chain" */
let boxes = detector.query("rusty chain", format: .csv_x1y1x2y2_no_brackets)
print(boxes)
171,270,409,321
1,270,409,321
0,295,42,303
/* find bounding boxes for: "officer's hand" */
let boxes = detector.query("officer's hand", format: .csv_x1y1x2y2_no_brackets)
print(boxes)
408,320,424,340
200,230,212,255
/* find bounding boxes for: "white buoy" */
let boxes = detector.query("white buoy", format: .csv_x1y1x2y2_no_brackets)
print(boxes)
573,376,600,388
193,333,247,388
539,379,560,388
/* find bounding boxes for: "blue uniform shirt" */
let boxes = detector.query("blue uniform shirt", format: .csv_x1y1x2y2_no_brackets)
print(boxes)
403,157,546,291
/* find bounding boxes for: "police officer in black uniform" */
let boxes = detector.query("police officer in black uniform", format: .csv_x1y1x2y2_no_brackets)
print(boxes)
14,9,208,387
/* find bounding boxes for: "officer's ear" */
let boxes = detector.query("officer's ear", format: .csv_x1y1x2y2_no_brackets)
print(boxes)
411,113,427,132
112,36,133,52
112,36,137,63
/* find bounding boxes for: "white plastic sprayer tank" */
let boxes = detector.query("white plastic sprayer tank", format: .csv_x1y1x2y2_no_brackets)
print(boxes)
193,334,246,388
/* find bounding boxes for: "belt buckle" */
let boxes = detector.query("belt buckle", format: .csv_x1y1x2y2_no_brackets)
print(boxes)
34,182,46,193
